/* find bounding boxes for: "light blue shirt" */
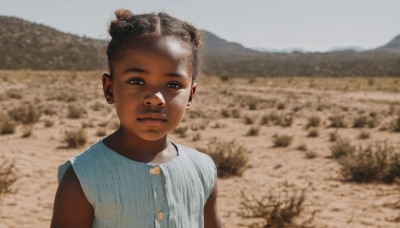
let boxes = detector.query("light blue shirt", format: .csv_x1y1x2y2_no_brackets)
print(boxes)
58,140,217,228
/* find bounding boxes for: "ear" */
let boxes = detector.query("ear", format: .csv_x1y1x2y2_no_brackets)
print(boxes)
186,82,197,109
102,73,114,104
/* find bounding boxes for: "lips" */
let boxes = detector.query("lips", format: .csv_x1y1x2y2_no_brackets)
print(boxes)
137,113,167,126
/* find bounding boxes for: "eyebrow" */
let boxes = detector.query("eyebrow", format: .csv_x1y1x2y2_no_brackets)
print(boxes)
124,66,188,79
124,67,147,74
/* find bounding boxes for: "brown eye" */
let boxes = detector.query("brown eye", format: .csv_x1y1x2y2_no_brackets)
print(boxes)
166,82,182,89
127,78,144,85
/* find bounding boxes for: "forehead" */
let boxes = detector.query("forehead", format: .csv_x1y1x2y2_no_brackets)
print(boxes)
116,36,191,63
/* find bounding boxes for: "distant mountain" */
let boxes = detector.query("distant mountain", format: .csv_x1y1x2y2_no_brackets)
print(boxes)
327,46,365,52
378,34,400,53
0,16,399,76
201,30,259,56
250,47,305,53
0,16,106,70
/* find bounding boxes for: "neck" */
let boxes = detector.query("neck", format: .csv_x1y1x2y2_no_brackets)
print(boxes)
102,127,175,163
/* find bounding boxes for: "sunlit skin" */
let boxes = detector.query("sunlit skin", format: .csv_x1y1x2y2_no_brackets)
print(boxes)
51,36,221,228
102,37,196,163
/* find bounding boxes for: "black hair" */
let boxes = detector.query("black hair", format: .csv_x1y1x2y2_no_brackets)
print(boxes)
107,9,203,81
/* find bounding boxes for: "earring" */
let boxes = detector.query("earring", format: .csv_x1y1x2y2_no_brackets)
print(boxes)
105,95,113,104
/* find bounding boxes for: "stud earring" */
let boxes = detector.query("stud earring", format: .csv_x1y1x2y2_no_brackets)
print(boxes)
105,95,113,104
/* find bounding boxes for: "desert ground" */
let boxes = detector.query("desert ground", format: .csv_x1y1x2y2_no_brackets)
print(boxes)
0,70,400,227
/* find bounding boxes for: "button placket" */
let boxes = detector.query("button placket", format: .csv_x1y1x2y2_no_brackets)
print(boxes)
149,165,167,225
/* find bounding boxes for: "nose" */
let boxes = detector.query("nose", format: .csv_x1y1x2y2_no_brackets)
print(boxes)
144,91,165,107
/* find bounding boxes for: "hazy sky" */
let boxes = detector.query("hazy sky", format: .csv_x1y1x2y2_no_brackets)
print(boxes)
1,0,399,52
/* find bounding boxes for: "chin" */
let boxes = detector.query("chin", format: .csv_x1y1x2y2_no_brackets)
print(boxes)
139,132,168,142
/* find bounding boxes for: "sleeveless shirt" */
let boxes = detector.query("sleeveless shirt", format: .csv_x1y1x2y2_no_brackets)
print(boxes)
57,140,217,228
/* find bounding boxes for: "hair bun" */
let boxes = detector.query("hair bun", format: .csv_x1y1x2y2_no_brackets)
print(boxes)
114,9,134,21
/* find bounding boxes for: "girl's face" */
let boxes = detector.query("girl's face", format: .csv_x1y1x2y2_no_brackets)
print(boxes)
103,36,196,141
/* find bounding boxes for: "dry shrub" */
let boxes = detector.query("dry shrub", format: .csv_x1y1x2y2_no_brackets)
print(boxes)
244,115,255,125
21,125,33,138
391,114,400,132
5,89,22,99
246,126,260,136
0,114,17,135
330,137,356,159
64,128,87,148
296,144,307,152
352,115,369,128
306,115,320,129
358,130,370,139
307,128,319,137
276,102,286,110
43,119,54,127
95,128,106,137
91,101,106,111
273,134,293,148
200,137,249,178
329,131,338,142
261,112,293,127
338,141,400,183
173,126,188,138
67,104,87,119
8,103,42,124
0,159,17,197
240,185,314,228
329,113,346,128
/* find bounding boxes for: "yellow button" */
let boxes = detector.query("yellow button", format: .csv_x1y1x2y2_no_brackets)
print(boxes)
149,166,161,176
156,211,165,220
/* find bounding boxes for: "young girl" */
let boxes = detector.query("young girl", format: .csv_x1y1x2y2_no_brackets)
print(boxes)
51,9,221,228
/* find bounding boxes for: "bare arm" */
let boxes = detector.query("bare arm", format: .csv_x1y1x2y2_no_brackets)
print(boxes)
204,181,222,228
51,166,94,228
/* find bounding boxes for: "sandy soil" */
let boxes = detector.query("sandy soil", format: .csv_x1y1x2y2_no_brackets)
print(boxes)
0,71,399,227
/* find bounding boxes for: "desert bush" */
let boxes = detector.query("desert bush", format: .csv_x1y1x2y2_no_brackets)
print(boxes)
221,109,230,118
304,151,317,159
391,114,400,132
200,137,249,178
192,133,201,142
21,125,33,138
358,130,370,139
296,144,307,152
91,101,105,111
0,159,17,197
338,141,400,183
0,115,17,135
329,131,338,142
67,104,87,119
63,128,87,148
246,126,260,136
239,185,314,228
329,114,346,128
273,134,293,147
95,128,106,137
174,126,188,138
306,115,320,129
352,115,369,128
8,103,42,124
43,119,54,127
244,115,255,125
307,128,319,137
330,137,356,159
276,102,286,110
5,89,22,99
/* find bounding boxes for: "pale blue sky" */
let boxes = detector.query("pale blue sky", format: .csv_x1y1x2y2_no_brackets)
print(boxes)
0,0,399,52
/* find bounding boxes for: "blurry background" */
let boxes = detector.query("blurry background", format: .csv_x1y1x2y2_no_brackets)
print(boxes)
1,0,400,76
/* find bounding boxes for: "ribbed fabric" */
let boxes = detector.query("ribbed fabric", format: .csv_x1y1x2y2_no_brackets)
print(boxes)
57,140,217,228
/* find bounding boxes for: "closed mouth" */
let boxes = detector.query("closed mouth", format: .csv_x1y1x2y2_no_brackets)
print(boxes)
137,113,167,125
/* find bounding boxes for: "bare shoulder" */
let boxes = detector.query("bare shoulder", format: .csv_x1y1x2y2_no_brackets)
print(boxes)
51,166,94,228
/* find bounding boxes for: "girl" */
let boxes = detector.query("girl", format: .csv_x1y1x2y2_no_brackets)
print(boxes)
51,9,221,228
